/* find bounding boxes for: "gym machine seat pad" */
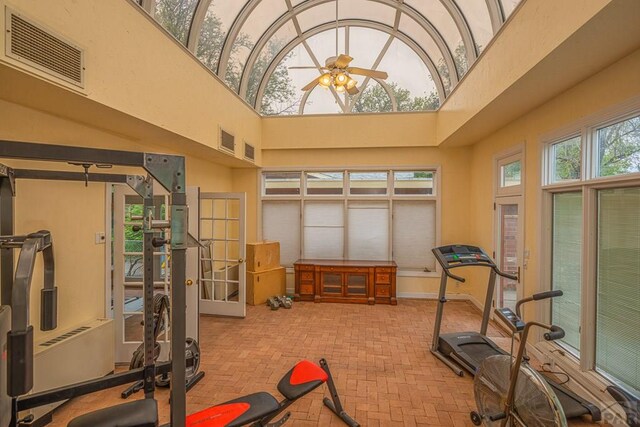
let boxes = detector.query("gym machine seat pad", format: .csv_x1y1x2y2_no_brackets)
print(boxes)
186,392,279,427
67,398,158,427
277,359,329,401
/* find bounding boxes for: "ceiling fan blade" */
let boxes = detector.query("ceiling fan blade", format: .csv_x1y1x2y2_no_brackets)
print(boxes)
302,78,319,91
347,67,388,79
335,54,353,68
288,66,327,70
346,85,359,95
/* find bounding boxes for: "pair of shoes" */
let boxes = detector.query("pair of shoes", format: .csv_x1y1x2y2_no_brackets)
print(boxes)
275,295,292,309
266,297,280,310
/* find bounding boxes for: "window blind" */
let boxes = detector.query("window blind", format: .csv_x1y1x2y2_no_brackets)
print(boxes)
596,187,640,392
551,192,582,354
392,201,436,271
303,201,344,259
347,201,389,260
262,201,300,266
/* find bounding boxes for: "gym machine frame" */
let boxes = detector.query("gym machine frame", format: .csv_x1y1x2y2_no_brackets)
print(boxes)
0,140,190,427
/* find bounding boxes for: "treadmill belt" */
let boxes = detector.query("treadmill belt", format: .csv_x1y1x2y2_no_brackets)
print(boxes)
458,343,506,369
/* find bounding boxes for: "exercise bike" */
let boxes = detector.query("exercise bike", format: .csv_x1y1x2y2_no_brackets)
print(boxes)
470,296,568,426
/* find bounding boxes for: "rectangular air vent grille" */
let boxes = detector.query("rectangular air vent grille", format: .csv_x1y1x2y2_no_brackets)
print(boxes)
39,326,91,347
7,10,84,87
244,142,255,161
220,128,235,153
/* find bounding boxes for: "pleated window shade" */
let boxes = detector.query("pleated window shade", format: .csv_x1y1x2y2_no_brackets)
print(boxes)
551,192,583,354
392,201,436,271
596,187,640,392
262,201,300,266
347,201,389,261
303,201,344,259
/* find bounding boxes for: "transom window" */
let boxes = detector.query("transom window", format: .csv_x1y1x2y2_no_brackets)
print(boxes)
261,168,439,273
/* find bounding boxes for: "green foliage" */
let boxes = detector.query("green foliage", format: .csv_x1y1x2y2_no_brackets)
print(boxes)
598,117,640,176
553,138,581,181
153,0,198,45
353,82,439,113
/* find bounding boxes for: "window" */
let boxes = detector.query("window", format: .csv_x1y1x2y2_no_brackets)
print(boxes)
543,105,640,393
596,115,640,178
349,172,388,195
261,168,438,272
306,172,343,195
393,171,434,195
496,151,524,196
596,188,640,391
501,160,521,187
263,172,300,195
551,136,581,182
551,192,582,354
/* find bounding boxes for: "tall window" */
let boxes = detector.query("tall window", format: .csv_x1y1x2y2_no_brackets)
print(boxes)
544,109,640,393
551,192,582,353
261,169,438,273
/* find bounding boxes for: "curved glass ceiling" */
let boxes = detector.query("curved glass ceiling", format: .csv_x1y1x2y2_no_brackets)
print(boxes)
141,0,522,115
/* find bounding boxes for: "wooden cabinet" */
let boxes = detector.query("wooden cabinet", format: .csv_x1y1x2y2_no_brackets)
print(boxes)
294,259,397,305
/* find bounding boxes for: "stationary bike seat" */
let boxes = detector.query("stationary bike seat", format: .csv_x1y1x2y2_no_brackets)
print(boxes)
277,360,328,401
186,392,279,427
68,398,158,427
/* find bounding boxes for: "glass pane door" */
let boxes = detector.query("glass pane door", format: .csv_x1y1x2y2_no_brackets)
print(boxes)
199,193,246,317
495,199,523,313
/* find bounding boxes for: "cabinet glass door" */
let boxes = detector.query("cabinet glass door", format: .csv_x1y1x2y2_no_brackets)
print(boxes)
321,272,342,295
346,273,367,296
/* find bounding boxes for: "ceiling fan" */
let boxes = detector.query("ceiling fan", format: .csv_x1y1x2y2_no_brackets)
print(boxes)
288,0,388,95
290,54,388,95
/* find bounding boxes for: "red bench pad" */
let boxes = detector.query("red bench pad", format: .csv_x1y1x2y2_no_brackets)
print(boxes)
187,392,279,427
277,360,328,401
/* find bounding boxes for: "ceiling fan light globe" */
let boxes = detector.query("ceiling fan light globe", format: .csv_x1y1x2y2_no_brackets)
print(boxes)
335,84,346,93
318,73,332,88
346,78,357,89
335,72,348,85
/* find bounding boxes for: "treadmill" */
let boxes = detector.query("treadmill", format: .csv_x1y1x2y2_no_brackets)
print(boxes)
431,244,601,422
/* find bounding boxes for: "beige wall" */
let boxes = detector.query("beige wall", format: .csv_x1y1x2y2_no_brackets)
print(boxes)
466,48,640,312
0,99,234,340
0,0,262,164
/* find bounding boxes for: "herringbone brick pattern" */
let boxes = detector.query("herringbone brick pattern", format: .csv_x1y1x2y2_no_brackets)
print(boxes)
49,300,605,426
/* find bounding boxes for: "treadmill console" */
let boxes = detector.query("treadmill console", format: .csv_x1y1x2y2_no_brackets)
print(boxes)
432,245,496,269
495,307,525,332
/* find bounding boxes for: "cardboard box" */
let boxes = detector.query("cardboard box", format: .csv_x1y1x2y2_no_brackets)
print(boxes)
246,241,280,272
247,267,285,306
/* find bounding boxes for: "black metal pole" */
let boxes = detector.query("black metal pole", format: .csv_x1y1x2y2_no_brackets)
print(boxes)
0,175,14,306
170,192,187,427
143,191,156,398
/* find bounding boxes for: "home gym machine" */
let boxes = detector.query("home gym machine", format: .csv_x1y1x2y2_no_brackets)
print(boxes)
470,301,569,426
0,140,193,427
431,244,601,422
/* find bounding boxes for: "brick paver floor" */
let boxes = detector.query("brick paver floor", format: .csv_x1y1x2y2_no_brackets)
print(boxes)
49,300,606,426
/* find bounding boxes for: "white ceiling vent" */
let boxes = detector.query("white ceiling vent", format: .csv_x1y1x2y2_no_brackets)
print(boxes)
244,142,255,162
219,128,235,154
5,8,84,87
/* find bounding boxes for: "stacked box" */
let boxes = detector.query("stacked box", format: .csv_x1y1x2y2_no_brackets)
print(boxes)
246,241,284,305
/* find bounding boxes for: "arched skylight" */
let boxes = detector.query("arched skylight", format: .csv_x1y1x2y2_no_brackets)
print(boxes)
138,0,523,115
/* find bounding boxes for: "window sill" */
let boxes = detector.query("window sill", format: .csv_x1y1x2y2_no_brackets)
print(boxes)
533,341,629,424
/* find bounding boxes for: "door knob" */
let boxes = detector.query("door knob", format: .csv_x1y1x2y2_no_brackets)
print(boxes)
238,258,244,264
185,279,193,286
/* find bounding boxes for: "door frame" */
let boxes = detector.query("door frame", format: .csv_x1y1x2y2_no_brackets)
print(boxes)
199,192,247,318
108,184,200,363
492,145,526,326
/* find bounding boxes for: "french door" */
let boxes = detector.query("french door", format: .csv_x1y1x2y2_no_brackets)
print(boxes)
494,197,524,313
199,193,246,318
112,185,199,363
